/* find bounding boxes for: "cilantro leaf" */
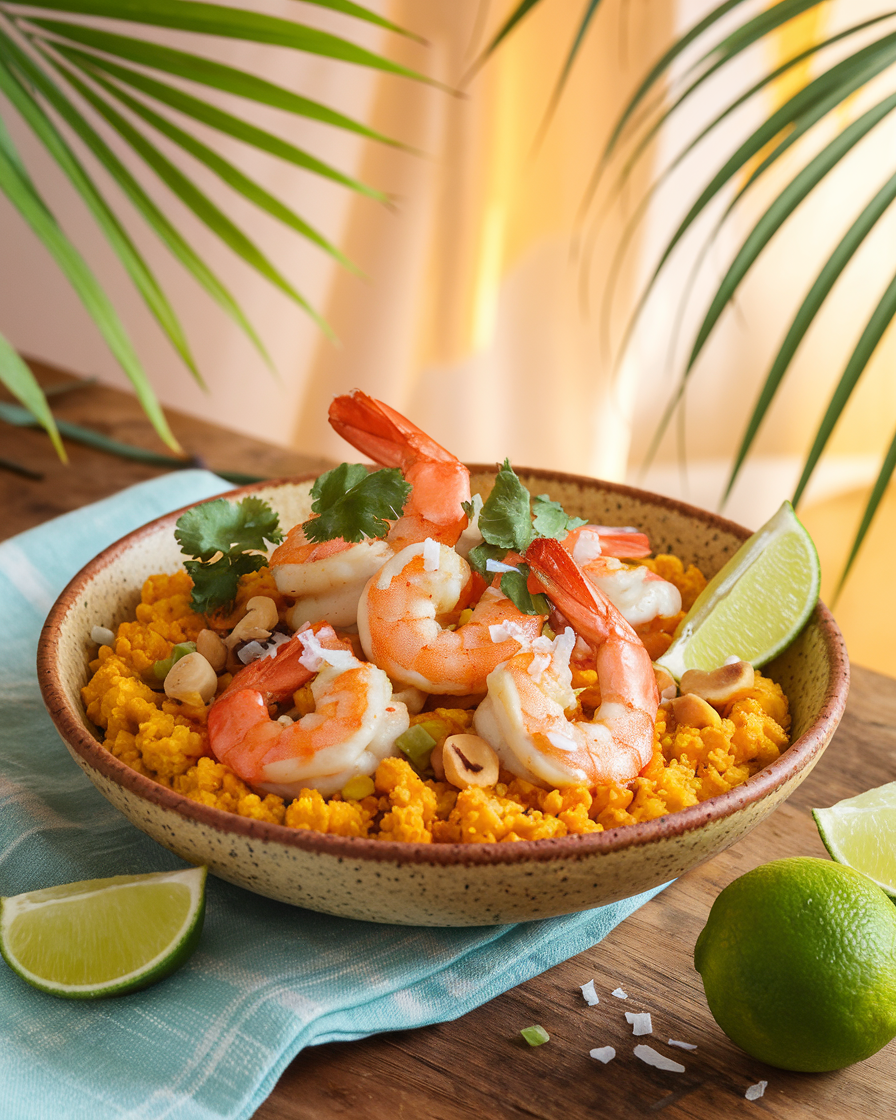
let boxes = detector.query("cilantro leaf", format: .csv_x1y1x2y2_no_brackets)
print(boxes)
175,496,284,614
477,459,535,552
532,494,587,540
175,497,284,561
500,567,550,616
302,464,411,544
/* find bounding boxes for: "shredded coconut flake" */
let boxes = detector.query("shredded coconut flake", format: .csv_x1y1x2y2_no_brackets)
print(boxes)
579,980,599,1006
589,1047,615,1064
625,1012,653,1036
527,653,551,679
546,730,578,753
423,537,441,572
745,1081,768,1101
90,625,115,646
489,619,531,645
667,1038,697,1051
297,629,355,672
485,558,519,574
612,988,628,1000
633,1045,685,1073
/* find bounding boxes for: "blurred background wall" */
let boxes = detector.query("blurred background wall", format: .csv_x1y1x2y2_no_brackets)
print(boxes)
1,0,893,674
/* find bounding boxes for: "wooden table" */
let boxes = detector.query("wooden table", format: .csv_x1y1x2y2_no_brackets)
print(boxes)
4,362,893,1119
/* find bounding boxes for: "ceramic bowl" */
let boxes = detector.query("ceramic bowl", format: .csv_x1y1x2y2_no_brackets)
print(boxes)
38,469,849,926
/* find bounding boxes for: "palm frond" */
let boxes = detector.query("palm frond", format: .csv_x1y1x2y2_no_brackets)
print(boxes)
0,0,425,452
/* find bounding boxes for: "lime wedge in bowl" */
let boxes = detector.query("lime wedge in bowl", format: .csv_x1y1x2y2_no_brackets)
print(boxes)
813,784,896,898
0,866,206,998
657,501,820,680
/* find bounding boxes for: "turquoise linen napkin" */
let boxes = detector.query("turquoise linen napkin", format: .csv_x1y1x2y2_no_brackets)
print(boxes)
0,470,667,1120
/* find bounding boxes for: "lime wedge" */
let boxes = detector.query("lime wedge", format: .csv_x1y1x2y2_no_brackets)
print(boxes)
656,501,820,680
813,784,896,898
0,866,206,998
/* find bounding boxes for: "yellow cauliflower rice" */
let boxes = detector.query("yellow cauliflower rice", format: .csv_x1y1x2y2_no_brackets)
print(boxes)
82,560,791,844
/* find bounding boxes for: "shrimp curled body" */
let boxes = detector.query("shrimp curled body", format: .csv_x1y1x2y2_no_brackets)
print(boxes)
474,537,658,788
358,541,545,695
207,625,409,798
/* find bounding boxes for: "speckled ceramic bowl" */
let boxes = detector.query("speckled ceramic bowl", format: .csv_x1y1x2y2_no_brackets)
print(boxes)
38,469,849,926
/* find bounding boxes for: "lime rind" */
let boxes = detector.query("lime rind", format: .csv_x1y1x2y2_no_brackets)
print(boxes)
657,501,820,680
0,866,206,998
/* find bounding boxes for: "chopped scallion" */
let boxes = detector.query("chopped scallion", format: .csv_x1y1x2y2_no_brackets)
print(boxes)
152,642,197,680
395,724,438,771
520,1025,550,1047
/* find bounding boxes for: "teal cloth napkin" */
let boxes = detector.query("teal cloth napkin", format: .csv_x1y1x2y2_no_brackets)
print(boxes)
0,470,667,1120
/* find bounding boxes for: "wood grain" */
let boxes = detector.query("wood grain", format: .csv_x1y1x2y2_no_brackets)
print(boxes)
5,365,893,1119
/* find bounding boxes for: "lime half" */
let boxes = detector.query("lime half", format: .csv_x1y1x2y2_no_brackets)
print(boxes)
0,866,206,998
657,501,820,680
814,784,896,898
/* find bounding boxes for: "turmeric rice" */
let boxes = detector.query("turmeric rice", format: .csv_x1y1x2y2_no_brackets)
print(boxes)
82,559,790,843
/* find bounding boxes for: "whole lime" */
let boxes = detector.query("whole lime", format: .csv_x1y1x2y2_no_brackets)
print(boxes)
694,857,896,1072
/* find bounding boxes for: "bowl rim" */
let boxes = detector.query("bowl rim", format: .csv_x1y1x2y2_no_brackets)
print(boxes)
37,467,850,869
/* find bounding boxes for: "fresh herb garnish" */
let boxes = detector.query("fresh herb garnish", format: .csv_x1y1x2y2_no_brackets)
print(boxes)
465,461,585,615
301,463,412,544
175,496,284,615
532,494,587,540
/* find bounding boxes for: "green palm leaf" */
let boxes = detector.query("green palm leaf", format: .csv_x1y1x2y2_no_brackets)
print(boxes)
6,0,431,82
0,0,424,452
0,34,202,384
0,332,64,457
837,426,896,594
725,171,896,503
0,120,178,449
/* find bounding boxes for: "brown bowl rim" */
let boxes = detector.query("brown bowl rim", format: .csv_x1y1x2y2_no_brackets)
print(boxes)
37,467,850,869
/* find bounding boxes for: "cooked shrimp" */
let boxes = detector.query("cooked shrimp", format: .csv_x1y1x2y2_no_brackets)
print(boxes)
357,541,545,695
562,524,681,630
270,523,392,630
208,624,409,798
473,537,658,788
329,390,471,550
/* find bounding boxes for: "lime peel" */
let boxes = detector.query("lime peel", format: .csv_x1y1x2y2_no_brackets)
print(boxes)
657,501,820,680
0,866,206,999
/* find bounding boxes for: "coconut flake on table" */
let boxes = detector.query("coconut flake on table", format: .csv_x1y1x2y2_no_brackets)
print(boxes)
90,625,115,646
589,1047,615,1064
611,987,628,999
667,1038,697,1050
423,537,441,571
625,1012,653,1036
579,979,599,1006
745,1081,768,1101
633,1045,685,1073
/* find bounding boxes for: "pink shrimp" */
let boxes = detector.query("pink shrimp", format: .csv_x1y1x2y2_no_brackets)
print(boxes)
562,524,681,635
270,524,392,630
208,624,409,798
328,390,471,550
357,541,545,695
473,537,658,788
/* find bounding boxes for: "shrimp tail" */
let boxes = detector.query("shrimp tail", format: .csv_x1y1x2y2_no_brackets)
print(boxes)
526,537,617,647
329,390,458,470
221,623,351,703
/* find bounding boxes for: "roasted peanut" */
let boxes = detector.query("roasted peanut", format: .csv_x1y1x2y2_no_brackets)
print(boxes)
196,628,227,672
653,665,677,701
442,734,500,789
670,692,723,729
430,742,446,781
225,595,280,648
680,661,755,708
164,651,218,705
